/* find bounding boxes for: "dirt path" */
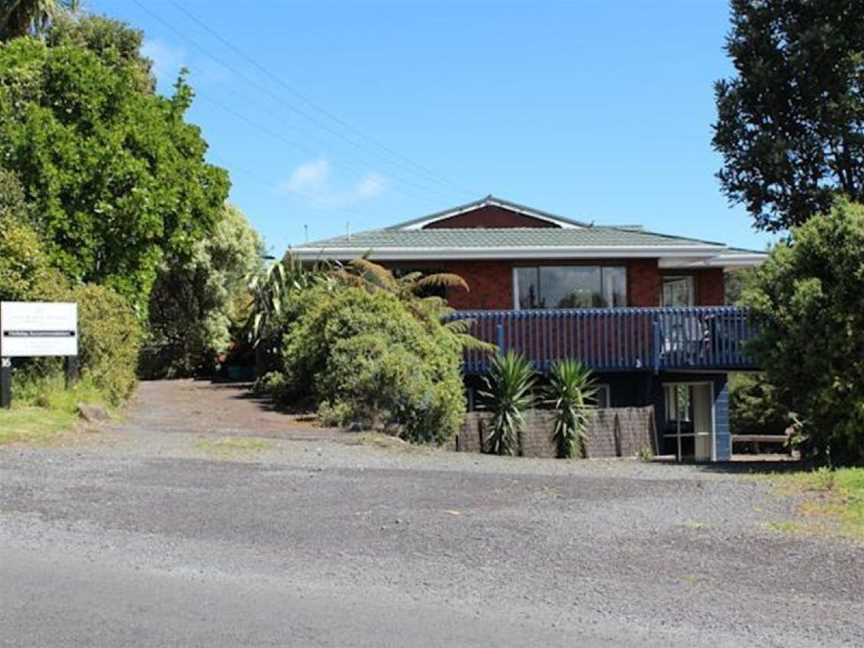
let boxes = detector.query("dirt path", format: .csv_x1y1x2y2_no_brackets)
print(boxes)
123,379,346,441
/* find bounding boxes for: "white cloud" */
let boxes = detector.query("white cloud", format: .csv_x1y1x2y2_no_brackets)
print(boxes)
354,173,387,200
278,159,387,207
141,38,186,86
281,158,330,194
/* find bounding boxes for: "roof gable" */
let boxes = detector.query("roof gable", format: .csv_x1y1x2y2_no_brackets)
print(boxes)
390,195,588,230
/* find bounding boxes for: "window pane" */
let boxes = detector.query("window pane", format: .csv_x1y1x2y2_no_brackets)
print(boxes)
516,267,542,309
662,276,694,307
540,266,601,308
602,267,627,307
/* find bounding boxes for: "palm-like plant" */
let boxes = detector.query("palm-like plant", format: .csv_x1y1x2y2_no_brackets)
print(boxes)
0,0,79,41
547,360,597,459
333,257,492,352
339,257,468,303
479,351,537,456
245,254,325,348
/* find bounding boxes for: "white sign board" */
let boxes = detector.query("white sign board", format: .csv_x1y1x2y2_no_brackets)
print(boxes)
0,302,78,358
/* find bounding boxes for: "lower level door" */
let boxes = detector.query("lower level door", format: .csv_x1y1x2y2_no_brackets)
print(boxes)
692,383,713,462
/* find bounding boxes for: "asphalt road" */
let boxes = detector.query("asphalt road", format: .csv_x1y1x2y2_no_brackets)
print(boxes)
1,380,862,647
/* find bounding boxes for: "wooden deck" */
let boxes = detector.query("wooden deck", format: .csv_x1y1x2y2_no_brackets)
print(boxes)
448,306,758,374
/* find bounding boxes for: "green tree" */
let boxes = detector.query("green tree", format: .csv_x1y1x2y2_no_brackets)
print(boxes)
45,14,153,91
724,268,754,305
0,169,56,300
144,204,265,377
0,214,54,301
743,200,864,465
0,0,78,41
713,0,864,232
0,167,28,220
0,34,229,312
728,373,790,438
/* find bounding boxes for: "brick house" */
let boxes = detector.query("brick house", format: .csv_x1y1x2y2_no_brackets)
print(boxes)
292,196,766,462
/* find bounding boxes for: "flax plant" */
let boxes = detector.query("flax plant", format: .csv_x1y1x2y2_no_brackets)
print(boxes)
547,360,597,459
479,351,537,455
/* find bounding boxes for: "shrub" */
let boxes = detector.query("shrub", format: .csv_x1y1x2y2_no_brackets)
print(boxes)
36,283,142,404
479,351,537,456
546,360,597,459
744,200,864,465
317,399,353,428
321,334,465,443
0,217,55,301
279,285,465,444
728,373,790,437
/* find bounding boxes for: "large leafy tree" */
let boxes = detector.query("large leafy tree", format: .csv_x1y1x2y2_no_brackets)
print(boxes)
0,170,54,300
713,0,864,232
0,0,78,41
145,204,265,377
743,200,864,465
0,28,229,312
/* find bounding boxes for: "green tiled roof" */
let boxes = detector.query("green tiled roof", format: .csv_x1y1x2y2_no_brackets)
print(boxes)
301,226,728,250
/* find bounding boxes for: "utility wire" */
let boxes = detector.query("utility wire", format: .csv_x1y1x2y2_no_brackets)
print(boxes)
196,92,448,205
206,150,377,245
167,0,476,198
129,0,463,204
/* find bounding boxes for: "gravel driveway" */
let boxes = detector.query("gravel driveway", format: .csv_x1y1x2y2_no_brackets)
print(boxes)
0,380,862,647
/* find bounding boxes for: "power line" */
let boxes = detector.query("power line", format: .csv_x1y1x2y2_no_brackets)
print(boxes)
196,92,451,206
129,0,464,204
206,151,378,245
167,0,476,198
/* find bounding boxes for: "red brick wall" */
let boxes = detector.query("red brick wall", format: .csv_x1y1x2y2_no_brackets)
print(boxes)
423,205,559,229
696,268,725,305
383,260,725,309
382,260,513,309
383,259,675,309
627,259,661,307
438,260,514,309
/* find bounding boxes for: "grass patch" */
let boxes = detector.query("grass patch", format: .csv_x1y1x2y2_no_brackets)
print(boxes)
767,467,864,540
0,406,78,445
0,375,114,446
195,436,272,456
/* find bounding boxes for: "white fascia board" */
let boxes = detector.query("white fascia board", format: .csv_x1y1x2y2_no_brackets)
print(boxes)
659,253,767,270
291,244,725,261
400,199,582,230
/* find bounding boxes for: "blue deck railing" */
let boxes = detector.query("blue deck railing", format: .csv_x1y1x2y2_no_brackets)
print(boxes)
449,306,758,374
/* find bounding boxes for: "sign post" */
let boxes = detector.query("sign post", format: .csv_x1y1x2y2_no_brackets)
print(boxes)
0,358,10,409
0,302,79,409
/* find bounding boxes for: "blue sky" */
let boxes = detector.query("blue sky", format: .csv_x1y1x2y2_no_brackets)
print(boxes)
90,0,772,256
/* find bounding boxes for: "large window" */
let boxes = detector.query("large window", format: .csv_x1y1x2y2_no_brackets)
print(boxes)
662,275,694,307
515,266,627,309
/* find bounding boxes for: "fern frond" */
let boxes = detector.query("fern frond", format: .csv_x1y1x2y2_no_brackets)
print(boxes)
415,273,469,292
348,258,398,289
